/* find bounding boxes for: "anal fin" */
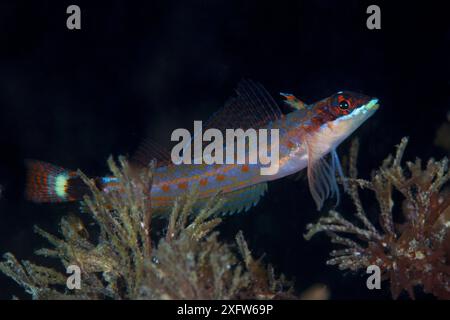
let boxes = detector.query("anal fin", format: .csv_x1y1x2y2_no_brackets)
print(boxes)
211,183,268,216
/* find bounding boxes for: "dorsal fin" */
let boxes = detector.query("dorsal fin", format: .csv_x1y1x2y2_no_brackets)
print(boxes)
204,80,283,132
131,139,172,168
133,80,282,167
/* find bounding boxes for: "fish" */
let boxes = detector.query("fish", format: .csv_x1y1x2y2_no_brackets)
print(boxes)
25,80,379,215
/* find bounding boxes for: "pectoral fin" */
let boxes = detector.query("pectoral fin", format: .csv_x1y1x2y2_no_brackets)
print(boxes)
305,140,342,210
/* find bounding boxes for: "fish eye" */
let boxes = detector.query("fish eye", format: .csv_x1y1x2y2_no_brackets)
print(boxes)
339,100,349,110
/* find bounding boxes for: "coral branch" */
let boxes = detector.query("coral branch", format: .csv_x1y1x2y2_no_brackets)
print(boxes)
0,157,298,300
306,138,450,299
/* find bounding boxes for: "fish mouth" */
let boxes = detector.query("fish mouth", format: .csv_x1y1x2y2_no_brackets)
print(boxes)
364,98,379,111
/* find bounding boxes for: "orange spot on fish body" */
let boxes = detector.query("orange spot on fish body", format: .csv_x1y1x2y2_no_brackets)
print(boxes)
286,140,295,149
161,184,170,192
199,178,208,186
216,174,225,181
241,165,249,172
178,182,188,189
311,117,322,126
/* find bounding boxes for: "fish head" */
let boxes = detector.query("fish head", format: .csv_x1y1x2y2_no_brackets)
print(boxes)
309,91,379,146
328,91,378,120
300,91,379,210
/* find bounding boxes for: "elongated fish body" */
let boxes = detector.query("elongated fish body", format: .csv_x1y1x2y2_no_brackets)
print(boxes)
26,81,379,215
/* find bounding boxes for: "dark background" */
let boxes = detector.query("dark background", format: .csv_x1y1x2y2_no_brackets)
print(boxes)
0,0,448,299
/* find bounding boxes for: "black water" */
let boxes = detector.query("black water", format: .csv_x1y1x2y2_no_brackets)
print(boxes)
0,0,448,299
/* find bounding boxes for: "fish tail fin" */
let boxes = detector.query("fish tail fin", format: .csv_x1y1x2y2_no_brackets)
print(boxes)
25,160,88,203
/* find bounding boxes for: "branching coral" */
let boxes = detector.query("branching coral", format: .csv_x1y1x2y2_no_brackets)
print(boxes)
0,157,297,300
305,138,450,299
